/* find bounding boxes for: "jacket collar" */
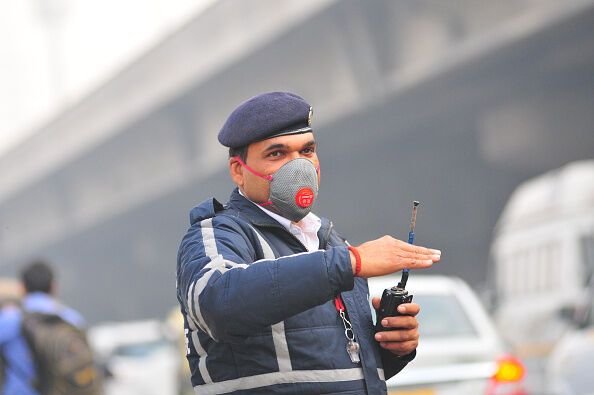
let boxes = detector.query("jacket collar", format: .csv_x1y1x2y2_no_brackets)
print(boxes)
226,188,333,246
227,188,285,229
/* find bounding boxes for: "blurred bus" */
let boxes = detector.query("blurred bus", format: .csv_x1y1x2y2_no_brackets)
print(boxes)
490,160,594,358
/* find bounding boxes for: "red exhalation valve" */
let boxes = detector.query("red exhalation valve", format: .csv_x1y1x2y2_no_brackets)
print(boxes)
295,188,314,208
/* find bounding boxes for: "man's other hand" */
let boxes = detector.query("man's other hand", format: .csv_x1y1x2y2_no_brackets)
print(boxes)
371,298,419,357
350,236,441,278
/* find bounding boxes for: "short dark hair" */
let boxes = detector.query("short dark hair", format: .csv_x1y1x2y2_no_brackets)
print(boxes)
21,260,54,294
229,145,248,163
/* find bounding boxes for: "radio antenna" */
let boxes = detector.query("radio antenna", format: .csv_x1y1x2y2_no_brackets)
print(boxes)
397,201,420,289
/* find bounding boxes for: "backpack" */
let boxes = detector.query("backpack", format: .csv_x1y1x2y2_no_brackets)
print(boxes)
0,347,5,391
21,311,102,395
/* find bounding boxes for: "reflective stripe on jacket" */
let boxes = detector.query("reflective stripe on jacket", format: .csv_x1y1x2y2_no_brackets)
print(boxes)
176,188,412,394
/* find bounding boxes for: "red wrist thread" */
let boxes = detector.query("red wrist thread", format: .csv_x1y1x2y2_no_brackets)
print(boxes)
348,246,362,276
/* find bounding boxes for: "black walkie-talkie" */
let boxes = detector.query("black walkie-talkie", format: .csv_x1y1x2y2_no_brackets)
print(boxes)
375,201,419,332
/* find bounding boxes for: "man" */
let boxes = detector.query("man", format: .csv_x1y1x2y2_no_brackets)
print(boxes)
176,92,441,394
0,261,96,395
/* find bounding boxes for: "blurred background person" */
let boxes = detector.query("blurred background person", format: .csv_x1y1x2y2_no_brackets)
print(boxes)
0,261,102,395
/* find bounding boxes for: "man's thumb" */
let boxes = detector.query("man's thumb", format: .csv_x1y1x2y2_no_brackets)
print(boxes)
371,297,381,310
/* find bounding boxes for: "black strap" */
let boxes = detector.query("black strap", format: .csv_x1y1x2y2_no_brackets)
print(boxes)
0,343,5,388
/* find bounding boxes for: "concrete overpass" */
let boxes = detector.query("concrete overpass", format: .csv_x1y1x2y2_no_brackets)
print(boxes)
1,0,593,322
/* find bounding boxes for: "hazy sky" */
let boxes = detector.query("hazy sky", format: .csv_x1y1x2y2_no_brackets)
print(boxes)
0,0,214,157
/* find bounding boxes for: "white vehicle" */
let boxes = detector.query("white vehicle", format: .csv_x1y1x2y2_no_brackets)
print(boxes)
545,265,594,394
368,275,526,395
490,160,594,358
88,319,180,395
546,324,594,395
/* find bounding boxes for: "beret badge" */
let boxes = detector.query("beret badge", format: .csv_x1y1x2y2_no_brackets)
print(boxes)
308,106,313,127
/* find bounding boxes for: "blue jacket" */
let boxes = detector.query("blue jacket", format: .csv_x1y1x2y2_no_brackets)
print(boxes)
177,189,413,394
0,293,85,395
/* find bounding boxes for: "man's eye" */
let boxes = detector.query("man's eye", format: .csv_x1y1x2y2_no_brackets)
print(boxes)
301,148,315,154
268,151,282,158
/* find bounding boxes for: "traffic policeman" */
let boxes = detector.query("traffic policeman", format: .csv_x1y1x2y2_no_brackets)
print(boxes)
176,92,441,394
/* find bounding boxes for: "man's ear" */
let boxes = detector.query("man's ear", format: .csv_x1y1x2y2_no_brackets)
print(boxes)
229,158,244,187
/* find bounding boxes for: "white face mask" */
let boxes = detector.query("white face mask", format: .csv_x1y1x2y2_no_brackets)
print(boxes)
234,157,319,222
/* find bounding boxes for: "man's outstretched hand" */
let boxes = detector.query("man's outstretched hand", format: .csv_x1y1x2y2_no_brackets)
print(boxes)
350,236,441,278
371,298,420,357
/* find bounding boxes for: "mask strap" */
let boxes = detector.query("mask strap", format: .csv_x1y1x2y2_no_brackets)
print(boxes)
233,156,274,207
232,156,273,181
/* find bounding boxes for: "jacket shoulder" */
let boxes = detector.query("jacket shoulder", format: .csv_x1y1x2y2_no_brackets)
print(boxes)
180,200,257,262
189,198,225,225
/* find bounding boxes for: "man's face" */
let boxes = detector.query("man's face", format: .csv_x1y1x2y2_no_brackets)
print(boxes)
229,132,319,204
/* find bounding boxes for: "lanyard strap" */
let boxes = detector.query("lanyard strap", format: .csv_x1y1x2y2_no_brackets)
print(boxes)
334,295,345,312
334,295,355,341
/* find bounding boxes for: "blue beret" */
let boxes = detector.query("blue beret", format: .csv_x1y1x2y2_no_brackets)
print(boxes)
218,92,313,148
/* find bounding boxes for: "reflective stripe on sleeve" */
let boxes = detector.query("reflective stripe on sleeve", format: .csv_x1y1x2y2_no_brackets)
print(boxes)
185,218,248,384
201,218,218,258
189,218,249,338
189,257,227,338
192,331,212,384
186,280,199,328
247,224,294,373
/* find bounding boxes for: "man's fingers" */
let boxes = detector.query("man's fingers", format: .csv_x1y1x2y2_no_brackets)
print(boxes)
397,302,420,316
396,252,440,265
398,256,435,268
377,315,418,330
375,328,418,343
379,340,418,354
397,241,430,254
395,248,441,267
407,258,435,267
397,241,441,258
375,303,420,320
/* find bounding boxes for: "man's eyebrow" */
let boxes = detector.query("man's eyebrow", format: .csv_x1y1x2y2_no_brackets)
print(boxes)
262,143,288,153
262,140,316,153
